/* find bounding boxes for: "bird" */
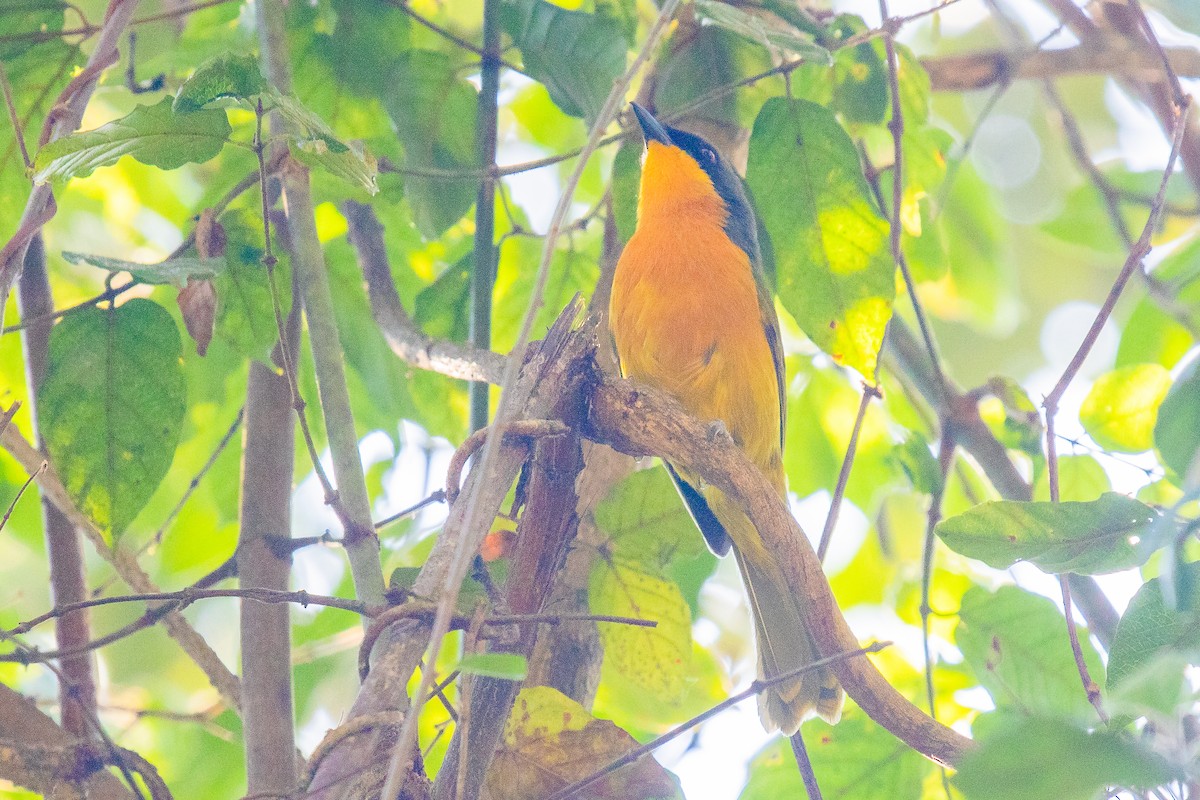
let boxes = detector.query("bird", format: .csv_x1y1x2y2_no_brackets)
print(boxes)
608,102,844,734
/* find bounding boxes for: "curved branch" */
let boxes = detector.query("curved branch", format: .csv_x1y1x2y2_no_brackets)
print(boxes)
586,370,974,768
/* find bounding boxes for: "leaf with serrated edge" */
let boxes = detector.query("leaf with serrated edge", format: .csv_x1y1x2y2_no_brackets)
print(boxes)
62,251,224,286
34,97,231,182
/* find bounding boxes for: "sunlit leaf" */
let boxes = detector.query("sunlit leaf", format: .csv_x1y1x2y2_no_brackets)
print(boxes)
1107,561,1200,690
594,467,715,612
935,493,1157,575
38,299,187,539
955,716,1179,800
1080,363,1172,453
485,686,683,800
33,97,232,182
747,98,894,377
589,561,692,699
500,0,628,122
957,587,1104,718
1031,454,1111,503
741,711,929,799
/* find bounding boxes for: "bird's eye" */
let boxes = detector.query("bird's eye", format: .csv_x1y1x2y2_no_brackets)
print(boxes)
701,148,717,163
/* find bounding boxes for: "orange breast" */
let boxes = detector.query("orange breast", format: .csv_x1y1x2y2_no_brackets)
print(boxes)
610,218,782,476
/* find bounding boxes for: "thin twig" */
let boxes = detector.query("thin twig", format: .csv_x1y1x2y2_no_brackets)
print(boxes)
817,382,880,562
150,407,244,547
1043,97,1190,501
1059,576,1108,722
879,0,948,404
0,62,31,169
1127,0,1185,108
544,643,891,800
789,732,824,800
0,461,42,532
373,489,447,530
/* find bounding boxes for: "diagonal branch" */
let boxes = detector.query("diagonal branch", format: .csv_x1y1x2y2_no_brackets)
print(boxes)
0,0,139,331
0,413,242,710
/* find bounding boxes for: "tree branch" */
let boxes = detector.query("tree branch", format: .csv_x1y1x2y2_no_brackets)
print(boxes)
0,418,242,709
922,43,1200,92
587,369,973,768
0,0,139,330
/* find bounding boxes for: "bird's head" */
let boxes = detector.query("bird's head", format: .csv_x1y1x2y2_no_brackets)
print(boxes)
629,103,759,262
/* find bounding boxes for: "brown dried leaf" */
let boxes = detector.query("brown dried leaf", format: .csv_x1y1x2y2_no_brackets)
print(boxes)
484,686,682,800
177,278,217,356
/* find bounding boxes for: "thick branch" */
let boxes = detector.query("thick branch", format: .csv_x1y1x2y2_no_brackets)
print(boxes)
238,291,301,794
587,371,973,768
256,0,385,607
344,199,507,384
17,234,98,740
0,683,131,800
923,43,1200,92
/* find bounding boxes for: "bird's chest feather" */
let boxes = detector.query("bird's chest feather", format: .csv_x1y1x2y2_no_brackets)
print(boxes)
610,221,779,456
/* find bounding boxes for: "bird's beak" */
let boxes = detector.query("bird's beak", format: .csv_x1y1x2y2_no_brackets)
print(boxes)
630,103,672,147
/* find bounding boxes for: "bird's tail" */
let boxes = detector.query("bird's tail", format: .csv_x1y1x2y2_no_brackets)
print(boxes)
713,493,844,733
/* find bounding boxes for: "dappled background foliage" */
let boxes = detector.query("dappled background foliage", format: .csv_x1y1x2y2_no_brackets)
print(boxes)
1,0,1199,798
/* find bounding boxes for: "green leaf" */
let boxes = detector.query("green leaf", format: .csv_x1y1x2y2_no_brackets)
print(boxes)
829,17,886,125
957,586,1104,718
1080,363,1172,453
414,257,472,343
747,98,894,377
38,299,187,538
693,1,830,64
380,50,478,238
1032,454,1111,503
62,251,224,287
34,97,232,182
1107,562,1200,690
173,52,266,111
1155,354,1200,480
740,711,929,800
290,134,378,195
589,561,692,700
500,0,628,122
594,467,717,614
954,716,1179,800
611,136,642,244
935,493,1158,575
458,653,528,680
214,214,291,362
890,433,942,496
175,52,376,193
